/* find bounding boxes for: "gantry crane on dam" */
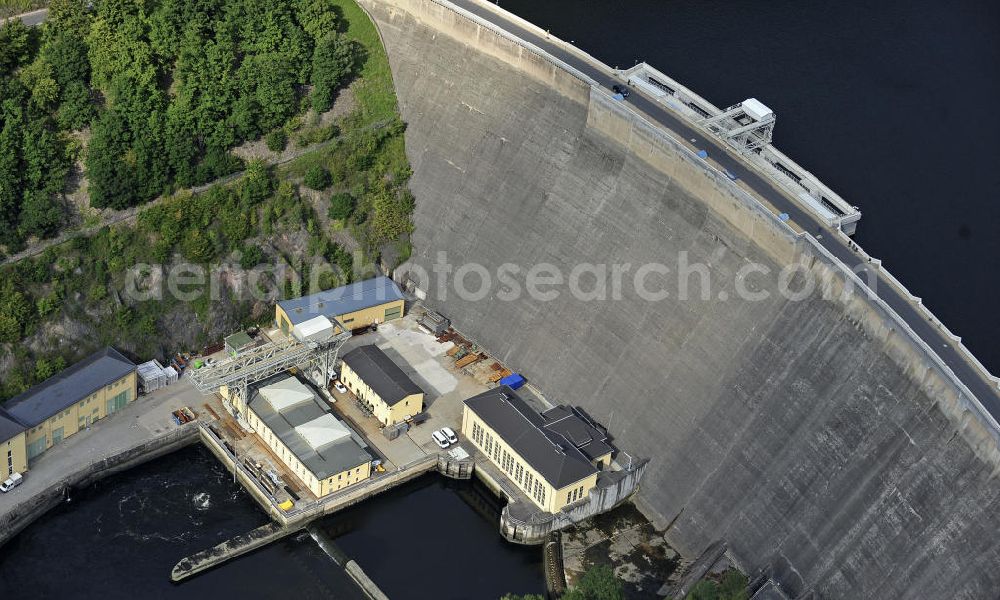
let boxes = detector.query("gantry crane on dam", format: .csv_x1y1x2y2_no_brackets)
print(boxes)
187,315,352,419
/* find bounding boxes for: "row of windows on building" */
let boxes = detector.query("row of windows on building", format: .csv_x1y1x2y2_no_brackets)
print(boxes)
26,389,128,436
327,468,362,484
255,415,365,489
567,484,586,504
471,421,547,506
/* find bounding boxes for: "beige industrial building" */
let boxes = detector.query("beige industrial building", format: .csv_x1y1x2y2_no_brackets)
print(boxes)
244,374,374,498
462,386,614,513
340,345,424,427
275,276,405,336
0,347,137,475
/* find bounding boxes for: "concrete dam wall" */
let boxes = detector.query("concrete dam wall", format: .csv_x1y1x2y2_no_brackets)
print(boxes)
360,0,1000,597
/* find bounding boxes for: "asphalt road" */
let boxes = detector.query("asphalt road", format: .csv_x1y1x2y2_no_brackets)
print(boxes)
451,0,1000,417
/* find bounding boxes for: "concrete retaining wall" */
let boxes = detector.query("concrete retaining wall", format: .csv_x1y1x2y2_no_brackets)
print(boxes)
0,425,199,548
502,461,648,545
360,0,1000,597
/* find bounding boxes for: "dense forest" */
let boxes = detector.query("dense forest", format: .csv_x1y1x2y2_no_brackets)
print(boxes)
0,0,356,252
0,0,415,401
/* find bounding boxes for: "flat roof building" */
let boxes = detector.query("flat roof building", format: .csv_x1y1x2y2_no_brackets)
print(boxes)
340,345,424,427
245,374,374,498
0,347,137,472
275,276,405,335
224,331,256,357
462,386,614,513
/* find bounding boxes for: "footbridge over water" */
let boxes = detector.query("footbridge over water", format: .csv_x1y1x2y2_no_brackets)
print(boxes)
357,0,1000,597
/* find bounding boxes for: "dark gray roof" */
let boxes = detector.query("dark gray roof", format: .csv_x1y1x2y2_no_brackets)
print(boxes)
541,405,614,461
0,408,25,442
4,347,136,428
342,345,423,406
278,276,404,326
464,387,598,489
248,374,373,481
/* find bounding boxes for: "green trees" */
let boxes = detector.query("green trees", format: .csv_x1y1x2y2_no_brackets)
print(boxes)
311,34,356,112
328,192,355,220
266,129,289,152
304,165,332,190
34,356,67,382
0,279,33,343
562,565,625,600
0,20,73,249
368,184,414,247
503,565,624,600
296,0,340,41
1,0,362,251
685,570,748,600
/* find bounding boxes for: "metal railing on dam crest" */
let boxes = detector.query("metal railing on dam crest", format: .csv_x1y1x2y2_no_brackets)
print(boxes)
362,0,1000,452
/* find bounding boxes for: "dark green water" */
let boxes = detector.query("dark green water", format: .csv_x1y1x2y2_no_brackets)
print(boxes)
0,445,543,599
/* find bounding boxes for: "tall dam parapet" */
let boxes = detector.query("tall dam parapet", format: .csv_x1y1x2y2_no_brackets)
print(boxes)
359,0,1000,597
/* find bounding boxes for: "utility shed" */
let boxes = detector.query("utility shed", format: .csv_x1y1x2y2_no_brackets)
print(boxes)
225,331,256,357
418,309,450,335
138,360,168,393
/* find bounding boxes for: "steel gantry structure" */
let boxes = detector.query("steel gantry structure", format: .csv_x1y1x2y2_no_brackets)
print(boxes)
700,98,776,154
188,320,352,418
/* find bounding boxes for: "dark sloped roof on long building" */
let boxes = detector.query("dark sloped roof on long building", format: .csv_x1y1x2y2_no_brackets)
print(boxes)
278,276,404,326
0,408,25,443
464,386,599,489
342,345,423,407
3,347,136,428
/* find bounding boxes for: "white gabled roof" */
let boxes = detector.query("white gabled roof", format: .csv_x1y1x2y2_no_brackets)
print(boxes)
260,378,315,412
295,413,352,450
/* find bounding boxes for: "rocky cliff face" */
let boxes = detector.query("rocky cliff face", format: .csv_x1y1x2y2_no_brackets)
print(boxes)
362,1,1000,597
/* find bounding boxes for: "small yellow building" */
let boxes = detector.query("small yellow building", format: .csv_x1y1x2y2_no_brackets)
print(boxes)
244,374,374,498
462,387,613,513
1,347,136,470
340,345,424,427
275,276,405,336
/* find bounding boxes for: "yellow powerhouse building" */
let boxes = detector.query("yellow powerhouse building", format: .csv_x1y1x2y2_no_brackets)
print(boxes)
462,387,614,513
340,345,424,427
0,347,136,475
243,374,374,498
1,412,27,478
275,276,405,336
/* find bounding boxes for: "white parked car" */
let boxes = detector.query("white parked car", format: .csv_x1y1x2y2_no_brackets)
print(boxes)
0,472,23,493
333,380,347,394
440,427,458,445
431,430,450,449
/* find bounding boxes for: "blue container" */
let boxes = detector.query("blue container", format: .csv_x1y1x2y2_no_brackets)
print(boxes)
500,373,526,390
696,149,708,159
